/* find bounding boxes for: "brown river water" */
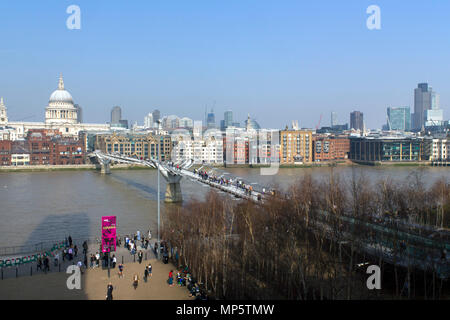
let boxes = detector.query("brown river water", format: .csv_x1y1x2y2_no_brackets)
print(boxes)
0,166,448,247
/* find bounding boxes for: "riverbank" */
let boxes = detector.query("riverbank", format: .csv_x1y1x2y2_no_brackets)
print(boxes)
0,163,153,172
0,160,440,173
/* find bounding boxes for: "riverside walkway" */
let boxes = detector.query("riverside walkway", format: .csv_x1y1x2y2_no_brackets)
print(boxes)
0,257,192,300
0,239,193,300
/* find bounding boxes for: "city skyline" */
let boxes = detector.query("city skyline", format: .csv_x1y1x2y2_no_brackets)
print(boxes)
0,1,449,129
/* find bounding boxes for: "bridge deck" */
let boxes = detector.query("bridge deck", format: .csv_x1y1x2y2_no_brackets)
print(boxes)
181,169,264,203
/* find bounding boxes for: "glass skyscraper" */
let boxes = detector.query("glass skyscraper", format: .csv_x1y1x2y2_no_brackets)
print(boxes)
207,109,216,129
224,110,233,128
111,106,122,124
387,106,411,131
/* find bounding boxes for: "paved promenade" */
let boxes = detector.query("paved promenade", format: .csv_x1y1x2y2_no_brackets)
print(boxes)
0,239,194,300
0,257,193,300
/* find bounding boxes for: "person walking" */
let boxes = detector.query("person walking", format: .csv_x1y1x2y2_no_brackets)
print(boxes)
68,247,73,261
133,273,139,290
43,256,50,273
148,263,152,278
37,256,42,271
118,263,124,278
106,283,113,300
168,270,174,287
138,250,143,264
82,241,88,255
54,252,59,267
95,252,100,267
144,266,149,283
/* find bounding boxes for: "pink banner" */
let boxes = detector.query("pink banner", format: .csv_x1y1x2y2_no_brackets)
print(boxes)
101,216,117,253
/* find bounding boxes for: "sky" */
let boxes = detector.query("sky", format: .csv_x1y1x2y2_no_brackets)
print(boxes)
0,0,449,129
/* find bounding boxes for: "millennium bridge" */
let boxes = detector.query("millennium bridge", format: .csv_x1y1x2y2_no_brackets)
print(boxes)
89,151,450,279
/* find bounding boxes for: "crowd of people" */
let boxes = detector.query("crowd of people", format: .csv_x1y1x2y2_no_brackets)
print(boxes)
193,168,268,198
36,235,80,273
123,230,152,255
30,232,206,300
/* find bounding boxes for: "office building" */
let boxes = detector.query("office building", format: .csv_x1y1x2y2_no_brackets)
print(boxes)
413,83,440,130
331,112,338,127
349,135,428,162
152,109,161,124
95,132,172,161
350,111,364,131
207,109,216,129
313,135,350,162
387,107,411,131
111,106,122,124
144,113,154,128
224,110,233,128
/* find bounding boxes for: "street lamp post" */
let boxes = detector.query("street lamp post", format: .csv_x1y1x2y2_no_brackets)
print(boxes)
157,141,160,260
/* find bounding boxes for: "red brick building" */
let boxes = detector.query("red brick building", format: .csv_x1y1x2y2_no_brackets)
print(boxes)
313,135,350,162
27,130,56,165
0,140,12,166
53,139,84,165
26,129,85,165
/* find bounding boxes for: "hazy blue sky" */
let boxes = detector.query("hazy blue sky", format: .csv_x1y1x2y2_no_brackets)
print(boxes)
0,0,449,129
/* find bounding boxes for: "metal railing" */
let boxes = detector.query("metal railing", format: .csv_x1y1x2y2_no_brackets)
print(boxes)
0,237,100,258
0,239,157,281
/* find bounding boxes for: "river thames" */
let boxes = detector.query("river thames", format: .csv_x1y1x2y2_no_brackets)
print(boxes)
0,166,449,247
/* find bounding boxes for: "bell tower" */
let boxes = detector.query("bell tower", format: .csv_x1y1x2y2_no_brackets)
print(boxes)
0,97,8,125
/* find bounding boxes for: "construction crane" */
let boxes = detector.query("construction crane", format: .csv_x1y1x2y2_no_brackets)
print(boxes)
315,114,323,130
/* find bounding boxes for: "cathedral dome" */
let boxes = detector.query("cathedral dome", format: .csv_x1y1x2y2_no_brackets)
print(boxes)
49,89,73,104
45,74,78,125
48,74,74,105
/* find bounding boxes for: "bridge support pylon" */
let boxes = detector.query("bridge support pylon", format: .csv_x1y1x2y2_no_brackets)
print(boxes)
101,163,111,174
164,175,183,203
96,159,111,174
